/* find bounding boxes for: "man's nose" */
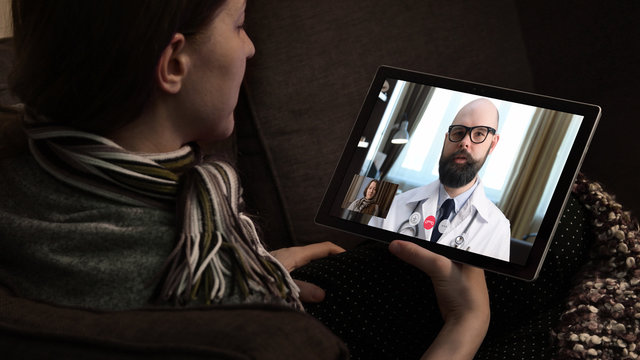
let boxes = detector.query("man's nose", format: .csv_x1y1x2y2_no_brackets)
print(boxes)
458,133,472,148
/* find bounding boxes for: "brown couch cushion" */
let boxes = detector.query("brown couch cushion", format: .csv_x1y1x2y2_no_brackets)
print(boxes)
0,37,18,106
0,285,348,359
243,0,534,246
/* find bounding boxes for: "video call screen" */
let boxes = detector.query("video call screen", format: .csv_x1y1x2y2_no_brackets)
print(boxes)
327,78,584,265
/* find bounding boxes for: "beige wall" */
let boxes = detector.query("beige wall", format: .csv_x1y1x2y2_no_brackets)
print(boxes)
0,0,11,38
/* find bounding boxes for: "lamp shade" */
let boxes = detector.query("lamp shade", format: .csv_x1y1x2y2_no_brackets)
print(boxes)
391,120,409,144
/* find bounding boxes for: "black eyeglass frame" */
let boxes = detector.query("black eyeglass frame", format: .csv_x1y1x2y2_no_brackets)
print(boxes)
447,125,497,144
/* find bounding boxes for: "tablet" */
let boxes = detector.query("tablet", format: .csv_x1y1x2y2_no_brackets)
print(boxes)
316,66,601,281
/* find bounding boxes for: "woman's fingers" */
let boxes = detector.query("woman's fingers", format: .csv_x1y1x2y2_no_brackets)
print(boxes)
389,240,489,321
296,241,346,264
295,279,326,303
271,241,345,271
388,239,452,277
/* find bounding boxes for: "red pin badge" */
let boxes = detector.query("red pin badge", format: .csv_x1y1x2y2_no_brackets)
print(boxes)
423,215,436,230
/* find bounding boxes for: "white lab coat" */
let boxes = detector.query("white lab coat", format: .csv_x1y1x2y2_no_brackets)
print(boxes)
369,179,511,261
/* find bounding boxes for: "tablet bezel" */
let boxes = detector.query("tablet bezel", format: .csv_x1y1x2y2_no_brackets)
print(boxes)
316,65,601,281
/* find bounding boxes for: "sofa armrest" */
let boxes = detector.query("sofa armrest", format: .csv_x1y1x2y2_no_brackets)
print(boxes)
0,286,348,360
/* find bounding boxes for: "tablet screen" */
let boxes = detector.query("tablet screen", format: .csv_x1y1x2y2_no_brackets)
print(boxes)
316,66,600,280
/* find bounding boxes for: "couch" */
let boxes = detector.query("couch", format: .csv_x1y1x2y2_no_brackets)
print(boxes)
2,0,640,358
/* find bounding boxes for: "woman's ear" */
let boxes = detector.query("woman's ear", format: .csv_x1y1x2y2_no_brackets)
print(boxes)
156,33,190,94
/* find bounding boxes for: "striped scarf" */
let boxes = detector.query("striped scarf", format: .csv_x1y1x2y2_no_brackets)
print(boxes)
24,115,302,309
351,197,376,213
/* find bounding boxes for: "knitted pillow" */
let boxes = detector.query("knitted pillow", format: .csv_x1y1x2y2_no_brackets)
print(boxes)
551,175,640,359
476,175,595,359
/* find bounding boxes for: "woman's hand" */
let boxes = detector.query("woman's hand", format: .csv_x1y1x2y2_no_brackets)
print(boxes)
389,240,490,360
271,241,345,303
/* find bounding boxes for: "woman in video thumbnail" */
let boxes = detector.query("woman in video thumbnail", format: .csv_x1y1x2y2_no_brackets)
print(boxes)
347,179,380,216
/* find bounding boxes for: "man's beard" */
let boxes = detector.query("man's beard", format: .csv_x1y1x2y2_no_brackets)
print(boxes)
438,149,488,188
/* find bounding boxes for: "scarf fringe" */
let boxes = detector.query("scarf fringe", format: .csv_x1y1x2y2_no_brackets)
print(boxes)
159,162,301,309
25,118,302,310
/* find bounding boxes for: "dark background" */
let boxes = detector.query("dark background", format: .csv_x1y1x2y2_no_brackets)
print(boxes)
516,1,640,217
1,0,638,242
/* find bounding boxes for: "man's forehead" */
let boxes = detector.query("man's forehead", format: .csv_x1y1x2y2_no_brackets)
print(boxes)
451,103,498,128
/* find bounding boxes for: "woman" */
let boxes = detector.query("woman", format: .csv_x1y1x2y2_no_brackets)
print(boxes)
347,179,380,216
0,0,489,358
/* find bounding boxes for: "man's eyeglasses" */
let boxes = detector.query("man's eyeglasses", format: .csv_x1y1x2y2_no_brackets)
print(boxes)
448,125,496,144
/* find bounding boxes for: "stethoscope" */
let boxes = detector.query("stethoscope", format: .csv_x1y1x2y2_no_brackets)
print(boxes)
450,211,478,251
396,201,425,237
397,201,478,251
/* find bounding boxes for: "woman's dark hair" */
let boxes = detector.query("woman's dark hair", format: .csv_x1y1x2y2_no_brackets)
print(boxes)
9,0,225,134
363,179,379,198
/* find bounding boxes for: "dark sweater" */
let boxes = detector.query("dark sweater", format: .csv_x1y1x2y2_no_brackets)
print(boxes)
0,153,177,310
